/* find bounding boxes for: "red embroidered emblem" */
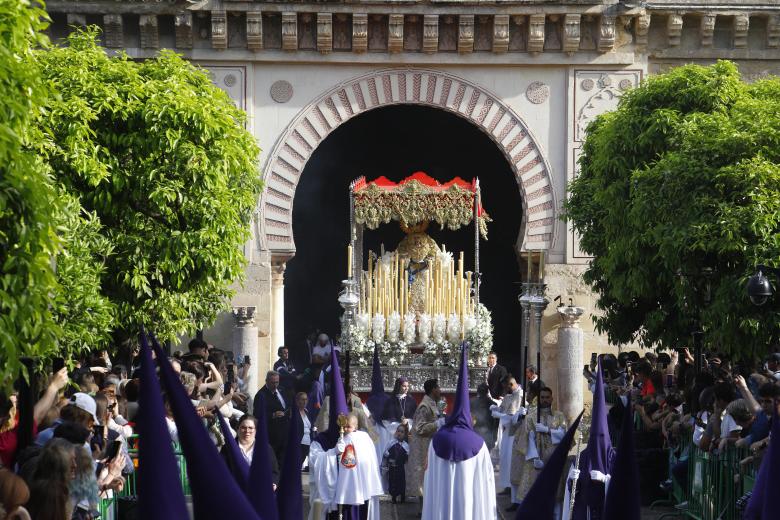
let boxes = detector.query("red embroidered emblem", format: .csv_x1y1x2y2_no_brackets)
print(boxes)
340,444,357,469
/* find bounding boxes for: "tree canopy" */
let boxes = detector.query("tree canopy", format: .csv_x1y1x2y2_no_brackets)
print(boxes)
565,61,780,356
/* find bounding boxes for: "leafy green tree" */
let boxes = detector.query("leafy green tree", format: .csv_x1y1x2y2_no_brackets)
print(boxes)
37,29,262,345
0,0,61,383
565,61,780,355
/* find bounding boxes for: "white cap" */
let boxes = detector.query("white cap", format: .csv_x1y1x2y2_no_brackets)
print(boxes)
70,392,99,423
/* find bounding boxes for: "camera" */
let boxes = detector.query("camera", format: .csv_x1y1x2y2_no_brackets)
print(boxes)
747,269,773,306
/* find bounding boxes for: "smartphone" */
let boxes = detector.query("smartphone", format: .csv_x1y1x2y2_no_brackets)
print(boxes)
244,355,250,365
104,440,122,462
53,357,65,373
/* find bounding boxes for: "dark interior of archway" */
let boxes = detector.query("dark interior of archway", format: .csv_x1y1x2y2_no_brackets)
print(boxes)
286,105,525,376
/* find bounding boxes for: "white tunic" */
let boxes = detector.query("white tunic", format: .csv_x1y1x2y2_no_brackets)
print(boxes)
422,444,497,520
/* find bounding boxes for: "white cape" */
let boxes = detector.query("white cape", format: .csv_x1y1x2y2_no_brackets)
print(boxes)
422,443,497,520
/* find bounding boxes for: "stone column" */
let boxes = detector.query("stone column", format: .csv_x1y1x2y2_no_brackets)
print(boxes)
556,306,585,426
270,262,286,355
233,306,259,397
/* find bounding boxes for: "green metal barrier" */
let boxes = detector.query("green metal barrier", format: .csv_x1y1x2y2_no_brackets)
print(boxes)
685,445,758,520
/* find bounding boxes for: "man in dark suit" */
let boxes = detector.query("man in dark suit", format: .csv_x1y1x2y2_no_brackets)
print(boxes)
485,351,508,400
524,364,545,405
253,370,291,465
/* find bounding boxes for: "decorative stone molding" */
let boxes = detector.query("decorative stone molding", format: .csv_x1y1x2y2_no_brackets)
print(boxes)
66,13,86,28
575,70,641,142
246,11,262,50
282,12,297,51
270,80,293,103
458,14,474,54
528,14,545,54
175,13,193,49
353,13,368,53
317,13,333,54
769,14,780,49
211,10,226,50
232,306,257,327
388,14,404,53
634,14,650,51
423,14,438,54
526,81,549,104
261,68,556,254
734,14,749,49
493,14,509,53
667,14,683,47
598,15,615,52
139,14,158,49
103,14,123,48
563,13,580,55
700,14,716,47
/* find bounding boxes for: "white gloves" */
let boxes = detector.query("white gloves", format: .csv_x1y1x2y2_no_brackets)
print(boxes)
491,409,503,418
533,458,544,470
535,423,550,433
569,468,581,481
336,439,347,453
489,404,499,412
516,406,528,417
590,470,608,483
435,417,446,429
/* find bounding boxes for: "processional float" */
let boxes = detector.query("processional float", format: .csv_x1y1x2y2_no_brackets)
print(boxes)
337,172,492,392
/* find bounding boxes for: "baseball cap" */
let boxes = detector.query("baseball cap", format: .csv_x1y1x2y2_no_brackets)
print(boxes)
70,392,99,423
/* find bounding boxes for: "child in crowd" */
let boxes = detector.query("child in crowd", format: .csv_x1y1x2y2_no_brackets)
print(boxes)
383,423,409,504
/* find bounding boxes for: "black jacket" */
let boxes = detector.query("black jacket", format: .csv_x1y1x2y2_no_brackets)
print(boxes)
253,386,291,449
486,364,508,399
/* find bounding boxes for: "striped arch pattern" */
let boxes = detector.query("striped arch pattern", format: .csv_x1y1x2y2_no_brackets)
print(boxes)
261,68,556,255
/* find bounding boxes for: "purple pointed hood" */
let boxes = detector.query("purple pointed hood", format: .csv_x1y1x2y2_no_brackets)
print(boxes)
314,348,349,450
573,358,615,520
603,395,640,520
137,332,189,520
216,409,250,492
516,411,584,520
276,404,303,520
248,392,280,520
744,405,779,520
148,334,261,520
365,345,389,419
431,343,484,462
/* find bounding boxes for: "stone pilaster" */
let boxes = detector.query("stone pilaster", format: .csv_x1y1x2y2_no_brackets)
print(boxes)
734,14,749,49
493,14,509,53
247,11,262,51
270,263,286,363
598,15,615,52
563,13,581,55
232,306,259,398
139,14,158,49
769,14,780,49
282,12,297,51
175,13,193,49
700,14,716,47
103,14,123,48
317,13,332,54
423,14,438,54
556,306,585,426
388,14,404,53
667,14,683,47
458,14,474,54
210,10,226,49
528,14,545,54
353,13,367,53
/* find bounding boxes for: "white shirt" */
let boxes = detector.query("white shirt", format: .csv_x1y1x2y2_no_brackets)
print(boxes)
720,412,742,436
275,390,287,409
312,344,332,359
301,411,312,446
239,441,255,464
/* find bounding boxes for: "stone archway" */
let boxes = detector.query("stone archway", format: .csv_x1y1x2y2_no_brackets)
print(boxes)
260,68,557,257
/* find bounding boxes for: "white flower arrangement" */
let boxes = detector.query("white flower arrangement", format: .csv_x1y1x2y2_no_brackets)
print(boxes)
446,313,462,344
463,315,477,335
387,311,401,343
466,303,493,362
432,313,446,344
403,312,416,344
357,313,371,337
418,313,432,344
371,313,386,344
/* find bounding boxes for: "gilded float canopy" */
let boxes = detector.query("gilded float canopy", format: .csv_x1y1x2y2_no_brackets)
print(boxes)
352,172,490,239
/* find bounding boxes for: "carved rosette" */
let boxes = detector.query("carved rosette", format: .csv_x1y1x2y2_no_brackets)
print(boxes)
563,14,580,55
103,14,123,48
211,10,227,50
493,14,509,53
598,15,615,53
667,14,683,47
175,13,193,49
282,12,297,51
389,14,404,53
247,11,262,51
139,14,159,49
353,13,368,53
423,15,439,54
458,14,474,54
528,14,545,54
232,306,257,327
734,14,749,49
317,13,333,54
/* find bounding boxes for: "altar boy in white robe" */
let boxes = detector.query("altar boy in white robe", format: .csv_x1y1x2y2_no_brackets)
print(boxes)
422,343,497,520
491,375,523,494
308,349,383,520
